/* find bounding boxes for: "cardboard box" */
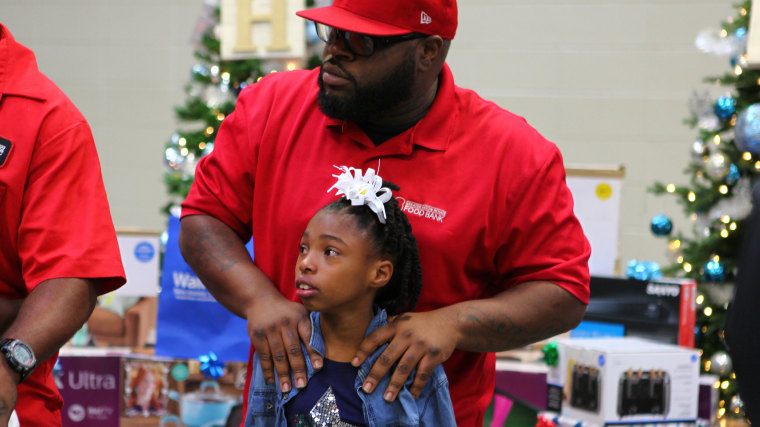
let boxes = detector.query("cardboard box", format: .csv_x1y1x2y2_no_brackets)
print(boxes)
57,352,123,426
580,276,697,347
547,337,700,426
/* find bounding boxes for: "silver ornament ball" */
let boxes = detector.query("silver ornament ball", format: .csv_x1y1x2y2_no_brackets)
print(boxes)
709,351,732,376
705,152,729,180
691,139,708,163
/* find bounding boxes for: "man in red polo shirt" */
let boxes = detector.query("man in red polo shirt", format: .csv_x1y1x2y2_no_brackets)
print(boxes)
180,0,591,425
0,24,126,426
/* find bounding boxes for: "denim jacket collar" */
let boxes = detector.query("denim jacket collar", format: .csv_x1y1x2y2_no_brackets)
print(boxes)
308,308,388,360
245,308,456,427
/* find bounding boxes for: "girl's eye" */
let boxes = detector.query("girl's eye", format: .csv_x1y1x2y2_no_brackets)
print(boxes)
298,244,308,254
325,248,338,256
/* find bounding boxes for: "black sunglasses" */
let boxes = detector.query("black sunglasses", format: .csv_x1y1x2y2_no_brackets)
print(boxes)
315,23,427,56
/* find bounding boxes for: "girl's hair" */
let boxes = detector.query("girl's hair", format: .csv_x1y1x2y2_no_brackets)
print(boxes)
322,182,422,315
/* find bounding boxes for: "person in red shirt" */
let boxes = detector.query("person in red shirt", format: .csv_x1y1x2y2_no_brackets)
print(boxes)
179,0,591,425
0,24,126,426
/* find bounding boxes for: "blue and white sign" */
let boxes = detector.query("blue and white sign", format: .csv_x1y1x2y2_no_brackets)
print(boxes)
115,231,161,296
134,241,156,263
155,214,251,362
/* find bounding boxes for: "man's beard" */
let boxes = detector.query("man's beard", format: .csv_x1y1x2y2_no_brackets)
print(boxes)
317,50,416,123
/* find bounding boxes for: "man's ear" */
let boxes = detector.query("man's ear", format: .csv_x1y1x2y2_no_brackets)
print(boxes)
368,259,394,289
417,36,444,72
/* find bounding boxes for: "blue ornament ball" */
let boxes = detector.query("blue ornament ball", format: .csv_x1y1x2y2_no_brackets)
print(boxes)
735,103,760,156
737,27,747,39
703,260,726,282
626,260,662,281
726,163,740,185
650,214,673,236
714,96,736,121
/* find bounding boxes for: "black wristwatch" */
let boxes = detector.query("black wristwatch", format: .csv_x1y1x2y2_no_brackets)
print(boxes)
0,338,36,383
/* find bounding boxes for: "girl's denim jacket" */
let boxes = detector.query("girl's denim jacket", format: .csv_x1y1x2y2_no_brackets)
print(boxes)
243,309,457,426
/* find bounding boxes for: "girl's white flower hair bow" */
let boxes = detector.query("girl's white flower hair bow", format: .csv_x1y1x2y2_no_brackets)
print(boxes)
327,165,392,224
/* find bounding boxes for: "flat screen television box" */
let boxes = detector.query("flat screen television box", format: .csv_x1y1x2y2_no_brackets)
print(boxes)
576,276,697,348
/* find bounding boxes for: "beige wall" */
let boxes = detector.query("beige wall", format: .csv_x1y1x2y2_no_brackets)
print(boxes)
2,0,737,269
3,0,206,231
447,0,735,271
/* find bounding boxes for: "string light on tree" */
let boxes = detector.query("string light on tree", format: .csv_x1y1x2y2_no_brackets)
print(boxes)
648,2,756,420
730,395,746,416
691,139,708,162
162,3,264,213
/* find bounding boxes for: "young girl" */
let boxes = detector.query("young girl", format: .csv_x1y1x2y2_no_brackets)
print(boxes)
245,166,456,427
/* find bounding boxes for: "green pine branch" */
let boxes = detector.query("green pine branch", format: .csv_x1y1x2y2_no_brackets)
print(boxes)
651,0,756,416
164,5,263,206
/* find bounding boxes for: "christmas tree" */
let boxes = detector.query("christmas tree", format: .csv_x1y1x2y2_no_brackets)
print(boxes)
163,1,321,212
650,0,758,420
163,4,262,212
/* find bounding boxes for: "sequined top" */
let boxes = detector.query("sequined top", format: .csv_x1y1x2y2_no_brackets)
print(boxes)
244,309,456,427
284,358,366,426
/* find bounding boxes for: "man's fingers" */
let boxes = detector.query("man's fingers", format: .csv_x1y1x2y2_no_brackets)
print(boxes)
352,324,396,367
360,337,406,395
265,325,292,393
247,300,316,393
383,348,424,402
251,328,275,384
298,316,323,372
282,322,308,390
408,355,437,399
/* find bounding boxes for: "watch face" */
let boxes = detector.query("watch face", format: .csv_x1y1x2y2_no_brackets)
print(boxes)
11,344,34,367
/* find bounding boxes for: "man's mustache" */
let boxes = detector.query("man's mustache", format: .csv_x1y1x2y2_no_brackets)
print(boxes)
320,56,355,83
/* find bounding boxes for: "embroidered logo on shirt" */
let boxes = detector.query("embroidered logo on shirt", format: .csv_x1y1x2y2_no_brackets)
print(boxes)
420,11,432,25
0,137,11,168
396,197,447,223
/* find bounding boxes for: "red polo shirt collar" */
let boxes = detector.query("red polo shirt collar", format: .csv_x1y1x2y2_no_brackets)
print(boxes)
325,63,458,155
0,24,47,102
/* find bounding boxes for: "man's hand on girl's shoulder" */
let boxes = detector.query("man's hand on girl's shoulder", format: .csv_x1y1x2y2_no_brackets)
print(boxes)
351,309,459,401
246,297,322,393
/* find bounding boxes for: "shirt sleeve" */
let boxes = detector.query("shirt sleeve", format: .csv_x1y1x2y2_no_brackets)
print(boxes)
180,84,260,241
494,146,591,304
18,120,125,294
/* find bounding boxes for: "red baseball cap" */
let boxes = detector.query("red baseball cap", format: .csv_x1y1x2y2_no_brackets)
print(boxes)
296,0,457,39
